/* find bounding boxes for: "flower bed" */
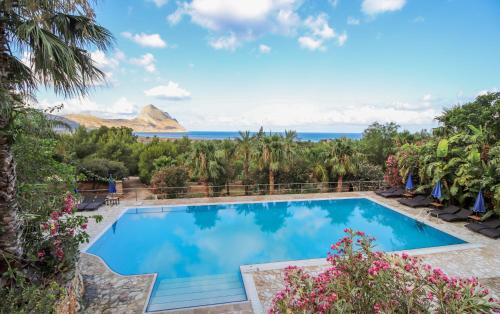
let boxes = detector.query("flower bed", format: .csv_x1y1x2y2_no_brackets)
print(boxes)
270,230,500,313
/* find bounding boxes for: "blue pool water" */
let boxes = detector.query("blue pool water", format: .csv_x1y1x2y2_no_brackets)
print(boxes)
87,198,465,312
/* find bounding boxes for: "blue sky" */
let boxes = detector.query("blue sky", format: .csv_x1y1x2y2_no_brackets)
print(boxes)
37,0,500,132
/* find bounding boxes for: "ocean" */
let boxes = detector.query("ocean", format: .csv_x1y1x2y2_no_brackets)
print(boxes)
135,131,362,142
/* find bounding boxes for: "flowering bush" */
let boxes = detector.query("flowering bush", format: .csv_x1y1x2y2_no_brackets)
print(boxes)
383,155,402,187
32,193,100,270
270,230,500,314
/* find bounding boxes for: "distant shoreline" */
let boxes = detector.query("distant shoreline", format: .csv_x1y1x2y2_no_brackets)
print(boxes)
135,131,363,142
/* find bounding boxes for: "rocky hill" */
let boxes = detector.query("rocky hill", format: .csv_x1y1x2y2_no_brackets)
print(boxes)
64,104,186,132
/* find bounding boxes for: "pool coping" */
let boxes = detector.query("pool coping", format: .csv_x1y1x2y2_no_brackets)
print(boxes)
81,195,482,313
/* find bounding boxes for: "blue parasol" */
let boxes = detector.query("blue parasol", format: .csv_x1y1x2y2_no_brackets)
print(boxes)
108,175,116,194
472,190,486,214
405,173,414,191
431,181,442,199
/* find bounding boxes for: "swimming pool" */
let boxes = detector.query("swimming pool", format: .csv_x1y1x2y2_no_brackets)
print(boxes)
86,198,465,312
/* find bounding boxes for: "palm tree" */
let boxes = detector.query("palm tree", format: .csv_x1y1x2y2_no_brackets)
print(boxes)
255,134,287,194
216,139,236,195
236,131,253,195
191,142,213,197
0,1,112,257
328,139,362,192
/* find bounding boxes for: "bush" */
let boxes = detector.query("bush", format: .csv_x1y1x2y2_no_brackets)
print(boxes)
79,157,128,181
151,166,189,198
270,230,499,314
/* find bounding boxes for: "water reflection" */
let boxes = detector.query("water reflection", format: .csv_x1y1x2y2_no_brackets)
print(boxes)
187,206,220,229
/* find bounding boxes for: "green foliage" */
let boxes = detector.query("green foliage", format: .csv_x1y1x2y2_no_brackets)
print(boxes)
0,279,64,314
435,92,500,142
151,166,189,198
138,139,177,183
436,139,448,158
360,122,400,167
79,157,128,181
62,126,139,175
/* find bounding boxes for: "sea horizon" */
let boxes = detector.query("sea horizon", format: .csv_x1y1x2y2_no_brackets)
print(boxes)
135,131,363,142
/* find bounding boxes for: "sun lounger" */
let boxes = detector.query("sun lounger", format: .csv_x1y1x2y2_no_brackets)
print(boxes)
465,219,500,233
478,227,500,239
77,196,93,211
439,209,474,222
85,196,107,211
375,187,397,196
379,188,404,198
429,205,461,217
398,195,433,208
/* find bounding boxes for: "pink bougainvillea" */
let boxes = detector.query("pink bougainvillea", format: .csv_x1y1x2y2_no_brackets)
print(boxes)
270,229,500,314
37,193,93,263
383,154,402,187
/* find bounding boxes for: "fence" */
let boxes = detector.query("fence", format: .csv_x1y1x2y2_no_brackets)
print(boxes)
77,180,386,201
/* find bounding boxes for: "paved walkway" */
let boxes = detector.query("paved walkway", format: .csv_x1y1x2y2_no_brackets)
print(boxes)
78,192,499,313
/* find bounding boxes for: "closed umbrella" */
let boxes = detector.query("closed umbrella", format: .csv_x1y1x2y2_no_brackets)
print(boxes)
405,173,414,191
472,190,486,214
431,181,442,200
108,176,116,194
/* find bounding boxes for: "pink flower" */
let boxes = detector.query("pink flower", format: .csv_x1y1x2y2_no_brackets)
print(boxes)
401,252,409,260
374,303,380,314
55,247,64,261
37,250,45,259
50,211,60,220
81,223,88,230
356,231,365,236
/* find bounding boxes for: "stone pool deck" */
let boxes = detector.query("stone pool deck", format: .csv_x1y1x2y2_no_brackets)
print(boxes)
78,192,500,313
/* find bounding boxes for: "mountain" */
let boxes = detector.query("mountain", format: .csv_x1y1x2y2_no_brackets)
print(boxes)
64,105,186,132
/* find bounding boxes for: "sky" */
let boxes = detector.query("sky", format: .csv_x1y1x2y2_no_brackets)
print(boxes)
36,0,500,132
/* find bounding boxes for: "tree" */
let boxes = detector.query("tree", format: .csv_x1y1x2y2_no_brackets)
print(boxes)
0,1,112,258
360,122,399,168
236,131,253,194
328,139,362,192
190,141,225,196
151,166,189,198
254,134,287,194
435,92,500,142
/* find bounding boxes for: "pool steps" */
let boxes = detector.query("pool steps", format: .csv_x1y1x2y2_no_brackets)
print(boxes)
147,273,247,311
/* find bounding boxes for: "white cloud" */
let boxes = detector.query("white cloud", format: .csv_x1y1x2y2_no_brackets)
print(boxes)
209,34,239,51
37,96,138,118
347,16,360,25
337,32,348,46
188,103,439,130
298,36,323,51
149,0,168,7
259,44,271,53
422,94,433,102
330,0,340,7
89,50,125,86
168,0,301,49
298,13,344,51
304,14,335,39
121,32,167,48
144,81,191,100
130,53,157,73
361,0,406,15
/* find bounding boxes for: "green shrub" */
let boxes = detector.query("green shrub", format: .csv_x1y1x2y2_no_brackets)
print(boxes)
0,279,64,314
79,157,128,181
151,166,189,198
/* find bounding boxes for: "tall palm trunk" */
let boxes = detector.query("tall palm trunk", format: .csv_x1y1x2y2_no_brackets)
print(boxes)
269,169,275,195
0,20,22,257
336,176,344,192
243,159,249,195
